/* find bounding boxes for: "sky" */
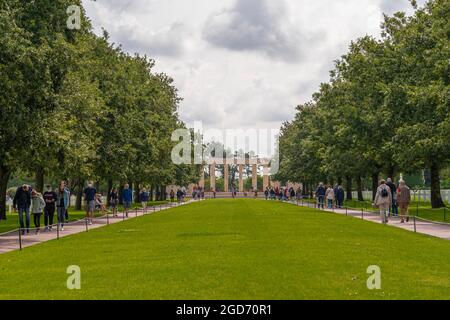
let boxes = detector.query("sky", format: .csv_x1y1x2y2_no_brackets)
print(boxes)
82,0,424,133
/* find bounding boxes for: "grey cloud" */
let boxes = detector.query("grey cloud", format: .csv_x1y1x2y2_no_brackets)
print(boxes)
114,22,187,58
202,0,311,63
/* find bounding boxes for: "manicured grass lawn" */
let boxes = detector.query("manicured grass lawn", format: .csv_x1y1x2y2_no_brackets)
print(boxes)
0,201,171,234
0,199,449,300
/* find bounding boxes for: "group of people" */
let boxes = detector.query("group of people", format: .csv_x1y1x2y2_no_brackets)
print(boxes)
13,181,70,235
264,186,303,201
315,183,345,209
314,178,412,224
374,178,411,224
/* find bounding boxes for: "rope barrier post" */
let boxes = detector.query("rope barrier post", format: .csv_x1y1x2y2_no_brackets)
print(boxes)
345,207,348,216
361,209,364,220
18,228,22,251
123,210,125,221
444,207,446,221
85,219,88,232
57,222,60,240
106,212,109,226
413,216,417,233
135,207,138,218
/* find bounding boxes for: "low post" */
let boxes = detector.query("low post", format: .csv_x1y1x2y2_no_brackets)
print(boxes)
18,228,22,251
106,212,109,226
57,222,60,240
123,211,125,221
413,216,417,233
345,207,348,216
444,207,446,221
136,208,138,218
85,219,89,232
361,209,364,220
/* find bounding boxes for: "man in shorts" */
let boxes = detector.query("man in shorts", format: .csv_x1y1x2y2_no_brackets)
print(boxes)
84,181,96,225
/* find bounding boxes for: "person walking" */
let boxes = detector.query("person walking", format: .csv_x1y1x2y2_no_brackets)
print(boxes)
13,184,32,235
56,181,70,231
122,184,133,218
397,180,412,223
264,187,269,200
373,179,393,224
325,185,335,209
170,189,175,202
316,183,326,209
84,181,96,225
31,190,45,234
43,185,57,231
109,188,119,218
140,188,150,210
336,185,345,208
386,178,398,217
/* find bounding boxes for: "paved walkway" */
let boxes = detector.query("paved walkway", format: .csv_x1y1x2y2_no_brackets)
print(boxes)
286,200,450,240
0,200,200,254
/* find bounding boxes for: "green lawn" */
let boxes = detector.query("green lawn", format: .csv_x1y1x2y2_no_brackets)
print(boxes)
0,199,449,300
0,201,171,234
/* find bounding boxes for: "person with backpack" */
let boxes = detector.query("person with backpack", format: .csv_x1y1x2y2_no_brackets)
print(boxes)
31,190,46,234
316,183,326,209
373,179,393,224
397,180,412,223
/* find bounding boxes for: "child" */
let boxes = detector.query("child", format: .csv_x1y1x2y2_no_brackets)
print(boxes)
31,190,46,234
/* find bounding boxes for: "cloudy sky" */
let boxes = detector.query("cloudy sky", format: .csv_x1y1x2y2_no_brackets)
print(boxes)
82,0,424,133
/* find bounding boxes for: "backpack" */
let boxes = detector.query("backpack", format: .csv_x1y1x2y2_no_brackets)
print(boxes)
380,188,389,198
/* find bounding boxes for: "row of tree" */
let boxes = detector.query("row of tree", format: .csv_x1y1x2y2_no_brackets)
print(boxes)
0,0,198,219
274,0,449,208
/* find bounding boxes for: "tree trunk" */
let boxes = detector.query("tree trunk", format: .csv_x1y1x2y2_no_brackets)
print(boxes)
356,176,364,201
430,162,445,208
107,179,113,206
337,176,343,186
134,182,140,203
372,172,379,201
119,185,124,205
35,167,44,193
162,186,167,200
0,165,11,220
387,164,395,181
76,179,84,211
345,176,353,200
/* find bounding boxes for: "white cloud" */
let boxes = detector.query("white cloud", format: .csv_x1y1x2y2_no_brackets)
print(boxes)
82,0,423,136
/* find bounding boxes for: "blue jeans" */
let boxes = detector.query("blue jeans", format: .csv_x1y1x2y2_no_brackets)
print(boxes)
18,207,30,230
317,196,325,208
328,199,333,209
57,207,65,227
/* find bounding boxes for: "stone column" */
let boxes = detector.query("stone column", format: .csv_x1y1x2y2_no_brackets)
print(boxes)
210,164,216,191
263,165,270,190
238,164,244,192
224,165,229,192
252,164,258,190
